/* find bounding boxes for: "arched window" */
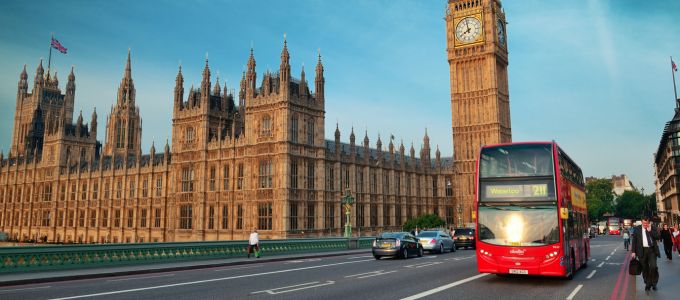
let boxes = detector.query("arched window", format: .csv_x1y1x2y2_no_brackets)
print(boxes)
185,127,195,143
291,115,298,142
306,118,314,145
261,115,272,137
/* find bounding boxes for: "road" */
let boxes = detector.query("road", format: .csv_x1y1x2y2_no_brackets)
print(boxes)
0,236,632,300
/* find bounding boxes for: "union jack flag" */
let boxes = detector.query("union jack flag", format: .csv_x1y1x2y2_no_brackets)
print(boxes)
51,37,67,54
673,59,678,72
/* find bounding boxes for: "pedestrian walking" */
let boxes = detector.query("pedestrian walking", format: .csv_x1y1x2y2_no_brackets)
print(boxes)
631,216,660,293
660,224,674,260
622,229,630,251
247,227,260,258
673,225,680,257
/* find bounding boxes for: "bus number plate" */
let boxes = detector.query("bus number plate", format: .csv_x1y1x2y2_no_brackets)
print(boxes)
509,269,528,275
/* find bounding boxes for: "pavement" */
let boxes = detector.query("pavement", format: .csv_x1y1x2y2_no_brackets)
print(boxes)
0,248,372,287
635,248,680,299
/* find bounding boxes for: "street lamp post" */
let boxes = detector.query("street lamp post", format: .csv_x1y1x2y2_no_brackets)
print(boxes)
457,203,462,228
341,189,355,238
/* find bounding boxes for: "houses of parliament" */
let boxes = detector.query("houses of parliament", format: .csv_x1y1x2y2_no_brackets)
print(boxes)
0,0,511,243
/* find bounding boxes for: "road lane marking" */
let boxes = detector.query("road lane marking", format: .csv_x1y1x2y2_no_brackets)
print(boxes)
591,259,596,261
47,259,373,300
347,255,373,260
605,256,611,261
566,284,583,300
213,265,263,272
356,270,397,279
454,255,476,260
345,270,385,278
0,286,51,293
597,261,605,267
107,274,175,282
405,262,442,268
251,280,335,295
285,258,322,264
401,273,488,300
586,270,596,279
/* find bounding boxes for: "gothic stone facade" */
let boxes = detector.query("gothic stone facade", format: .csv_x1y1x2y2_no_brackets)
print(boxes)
0,41,458,243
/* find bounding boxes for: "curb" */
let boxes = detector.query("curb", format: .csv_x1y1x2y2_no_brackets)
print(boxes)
0,249,371,287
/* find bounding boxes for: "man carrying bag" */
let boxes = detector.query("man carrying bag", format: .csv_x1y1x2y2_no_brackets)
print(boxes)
631,216,660,293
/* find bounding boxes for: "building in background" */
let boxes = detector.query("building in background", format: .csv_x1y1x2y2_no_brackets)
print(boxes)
0,42,457,243
611,174,636,196
654,102,680,226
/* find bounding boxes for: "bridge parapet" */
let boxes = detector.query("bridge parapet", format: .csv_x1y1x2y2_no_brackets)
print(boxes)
0,237,375,273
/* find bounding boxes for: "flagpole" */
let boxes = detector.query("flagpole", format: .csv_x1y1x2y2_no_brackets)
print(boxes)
48,33,53,71
673,56,678,106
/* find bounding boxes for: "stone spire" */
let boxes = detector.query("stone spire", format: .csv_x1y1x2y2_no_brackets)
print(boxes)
117,50,135,106
214,74,222,96
52,72,59,87
201,55,211,102
246,48,257,96
315,50,324,101
18,64,28,95
35,59,45,86
91,108,98,138
280,34,290,93
334,123,340,142
174,64,184,110
66,66,76,96
299,65,308,96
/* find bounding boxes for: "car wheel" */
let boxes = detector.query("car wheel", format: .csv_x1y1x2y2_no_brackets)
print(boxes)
451,243,456,252
417,246,423,257
402,248,409,259
439,243,444,254
374,255,381,260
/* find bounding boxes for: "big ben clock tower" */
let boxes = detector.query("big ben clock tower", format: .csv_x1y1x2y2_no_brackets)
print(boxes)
445,0,511,225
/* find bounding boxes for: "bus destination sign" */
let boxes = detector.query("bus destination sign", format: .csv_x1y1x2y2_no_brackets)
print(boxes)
485,183,549,198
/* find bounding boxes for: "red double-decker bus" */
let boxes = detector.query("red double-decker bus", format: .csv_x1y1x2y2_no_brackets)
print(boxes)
607,217,621,235
475,142,589,278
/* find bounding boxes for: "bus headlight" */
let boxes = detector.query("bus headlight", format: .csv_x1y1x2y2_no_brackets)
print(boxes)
506,214,524,244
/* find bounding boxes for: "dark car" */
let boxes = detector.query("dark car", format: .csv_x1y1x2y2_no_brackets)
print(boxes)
453,228,476,249
372,232,423,259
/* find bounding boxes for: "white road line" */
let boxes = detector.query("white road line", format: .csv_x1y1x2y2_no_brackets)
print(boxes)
213,265,263,272
401,273,489,300
47,259,373,300
357,270,397,279
566,284,583,300
345,270,384,278
0,286,51,293
586,270,596,279
610,251,615,256
347,255,373,260
605,256,611,261
454,255,476,261
591,259,596,261
107,274,175,282
405,262,442,268
252,280,335,295
597,261,605,268
285,258,322,264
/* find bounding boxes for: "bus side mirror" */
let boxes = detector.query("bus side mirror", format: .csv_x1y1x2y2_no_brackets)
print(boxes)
560,208,569,220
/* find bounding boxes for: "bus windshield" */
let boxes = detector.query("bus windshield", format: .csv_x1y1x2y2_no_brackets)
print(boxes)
478,203,560,247
480,144,554,178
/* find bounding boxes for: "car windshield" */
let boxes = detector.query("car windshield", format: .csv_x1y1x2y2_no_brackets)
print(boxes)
455,229,474,236
417,232,437,238
478,203,559,247
379,232,404,239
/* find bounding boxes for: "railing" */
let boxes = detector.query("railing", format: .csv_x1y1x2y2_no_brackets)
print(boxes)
0,237,375,273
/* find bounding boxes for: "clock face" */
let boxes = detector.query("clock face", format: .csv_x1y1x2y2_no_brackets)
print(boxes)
455,17,482,44
497,18,506,46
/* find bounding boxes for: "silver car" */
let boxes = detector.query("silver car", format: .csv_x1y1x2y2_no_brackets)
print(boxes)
417,230,456,253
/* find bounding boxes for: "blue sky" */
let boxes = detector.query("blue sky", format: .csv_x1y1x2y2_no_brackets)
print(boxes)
0,0,679,192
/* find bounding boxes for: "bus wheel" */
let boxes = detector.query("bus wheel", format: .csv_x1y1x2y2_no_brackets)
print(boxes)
567,252,575,280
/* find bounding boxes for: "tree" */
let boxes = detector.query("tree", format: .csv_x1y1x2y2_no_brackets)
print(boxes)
402,214,446,232
586,179,614,221
614,190,646,219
